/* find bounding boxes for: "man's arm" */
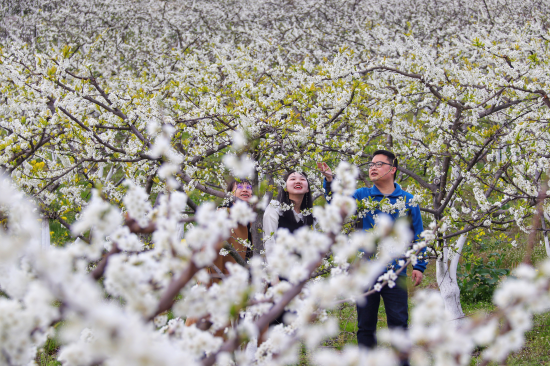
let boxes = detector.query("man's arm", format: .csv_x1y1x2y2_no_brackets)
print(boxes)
319,162,364,202
323,177,333,201
322,176,362,202
410,204,428,273
319,162,335,202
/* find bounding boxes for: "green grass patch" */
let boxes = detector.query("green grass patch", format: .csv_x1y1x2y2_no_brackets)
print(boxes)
49,219,72,246
36,323,62,366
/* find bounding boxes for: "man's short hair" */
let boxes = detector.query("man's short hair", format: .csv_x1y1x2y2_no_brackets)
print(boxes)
373,150,398,180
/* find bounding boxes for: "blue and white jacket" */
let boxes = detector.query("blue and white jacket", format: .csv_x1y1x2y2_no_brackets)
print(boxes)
323,179,427,276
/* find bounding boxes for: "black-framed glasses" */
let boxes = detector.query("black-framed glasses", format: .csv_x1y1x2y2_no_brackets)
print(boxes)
367,161,393,170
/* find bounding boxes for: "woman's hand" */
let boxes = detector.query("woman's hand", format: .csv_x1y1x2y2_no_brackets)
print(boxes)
317,162,333,182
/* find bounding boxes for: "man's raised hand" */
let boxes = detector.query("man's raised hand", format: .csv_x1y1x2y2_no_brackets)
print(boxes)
317,162,333,182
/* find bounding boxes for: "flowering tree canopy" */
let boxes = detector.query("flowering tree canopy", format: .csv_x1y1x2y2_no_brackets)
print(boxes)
2,0,549,234
1,0,550,365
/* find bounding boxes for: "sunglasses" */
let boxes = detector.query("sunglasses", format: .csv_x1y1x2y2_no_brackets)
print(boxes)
236,184,252,190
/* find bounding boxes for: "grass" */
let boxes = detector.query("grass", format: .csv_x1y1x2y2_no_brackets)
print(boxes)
36,328,62,366
49,219,72,246
506,312,550,365
466,310,550,366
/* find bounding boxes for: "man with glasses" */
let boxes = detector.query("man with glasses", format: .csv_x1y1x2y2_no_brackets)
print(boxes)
319,150,426,364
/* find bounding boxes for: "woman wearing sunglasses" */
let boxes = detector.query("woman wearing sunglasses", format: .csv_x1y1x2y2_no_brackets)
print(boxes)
186,178,255,330
211,178,254,277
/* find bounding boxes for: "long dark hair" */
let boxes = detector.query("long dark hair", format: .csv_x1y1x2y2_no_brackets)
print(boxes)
276,170,314,226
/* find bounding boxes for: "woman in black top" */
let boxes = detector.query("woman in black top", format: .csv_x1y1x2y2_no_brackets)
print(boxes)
263,170,314,255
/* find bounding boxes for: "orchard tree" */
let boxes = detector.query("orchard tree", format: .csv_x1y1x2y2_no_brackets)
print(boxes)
0,0,550,360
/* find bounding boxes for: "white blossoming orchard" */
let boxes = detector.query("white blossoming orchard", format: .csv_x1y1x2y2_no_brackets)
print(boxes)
1,0,550,364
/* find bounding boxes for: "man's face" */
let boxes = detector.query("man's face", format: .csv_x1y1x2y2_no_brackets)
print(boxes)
368,154,395,183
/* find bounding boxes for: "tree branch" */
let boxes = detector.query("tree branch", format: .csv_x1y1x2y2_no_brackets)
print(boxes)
91,245,121,280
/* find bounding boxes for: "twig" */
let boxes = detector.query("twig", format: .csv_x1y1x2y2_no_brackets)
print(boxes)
311,266,334,279
333,253,413,305
210,264,226,279
91,245,121,280
149,261,199,321
223,242,248,267
124,214,156,234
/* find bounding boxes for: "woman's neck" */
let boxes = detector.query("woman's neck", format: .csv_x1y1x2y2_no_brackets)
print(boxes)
288,193,304,213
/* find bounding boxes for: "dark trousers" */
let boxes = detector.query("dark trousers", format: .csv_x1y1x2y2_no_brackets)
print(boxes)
357,276,408,348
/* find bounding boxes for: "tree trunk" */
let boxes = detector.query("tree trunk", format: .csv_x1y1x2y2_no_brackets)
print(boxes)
436,234,466,320
106,165,115,181
177,223,185,241
251,174,273,257
543,213,550,257
41,219,51,248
